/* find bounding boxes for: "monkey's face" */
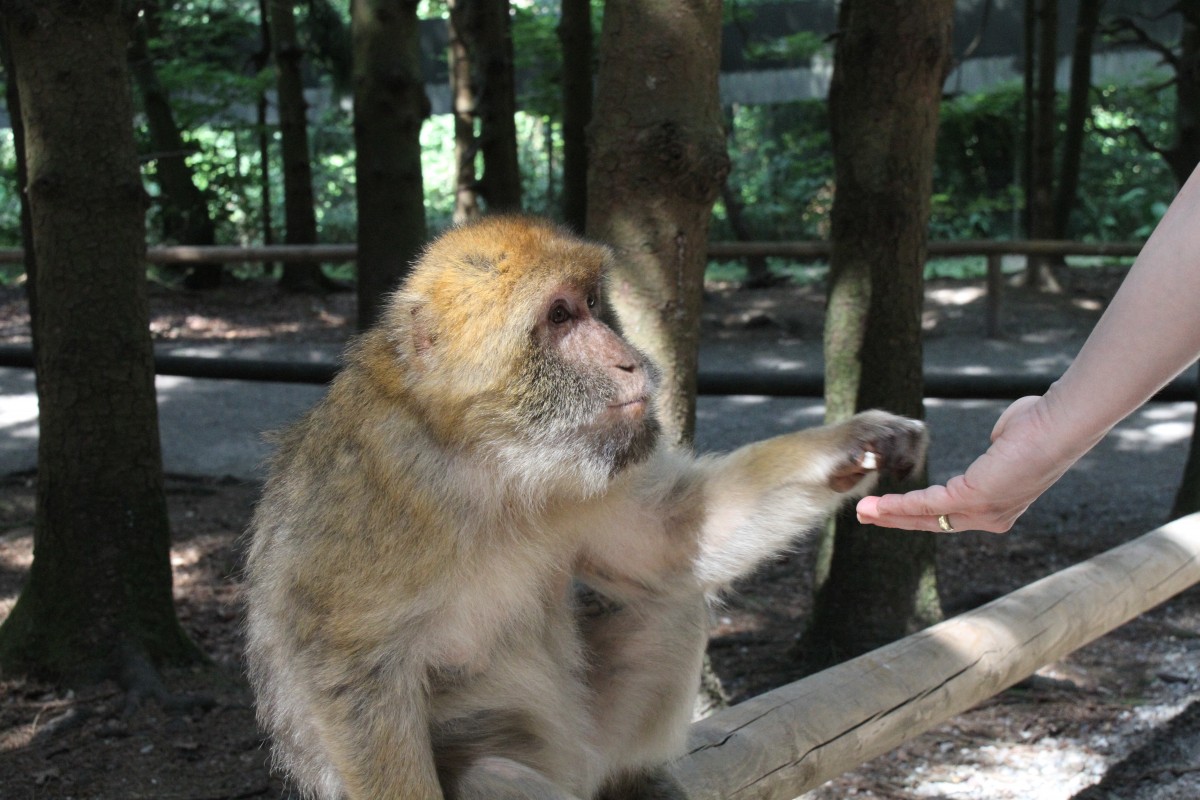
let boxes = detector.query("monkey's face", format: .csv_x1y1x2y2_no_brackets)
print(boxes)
514,281,661,487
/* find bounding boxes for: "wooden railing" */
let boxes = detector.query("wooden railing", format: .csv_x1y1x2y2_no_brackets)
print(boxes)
670,514,1200,798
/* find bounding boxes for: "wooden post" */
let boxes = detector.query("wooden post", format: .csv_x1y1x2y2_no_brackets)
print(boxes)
986,252,1003,338
672,514,1200,799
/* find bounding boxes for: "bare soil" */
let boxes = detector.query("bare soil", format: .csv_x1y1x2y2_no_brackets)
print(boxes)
2,270,1199,800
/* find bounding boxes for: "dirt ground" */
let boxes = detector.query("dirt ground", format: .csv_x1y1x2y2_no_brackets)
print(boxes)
2,267,1199,799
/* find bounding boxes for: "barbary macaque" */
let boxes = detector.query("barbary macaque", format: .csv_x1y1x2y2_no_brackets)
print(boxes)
244,216,927,800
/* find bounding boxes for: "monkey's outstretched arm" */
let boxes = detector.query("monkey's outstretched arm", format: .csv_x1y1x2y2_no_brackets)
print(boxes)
576,410,926,599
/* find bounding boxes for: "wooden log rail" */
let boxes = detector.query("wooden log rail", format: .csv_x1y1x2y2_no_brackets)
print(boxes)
0,239,1139,339
670,513,1200,798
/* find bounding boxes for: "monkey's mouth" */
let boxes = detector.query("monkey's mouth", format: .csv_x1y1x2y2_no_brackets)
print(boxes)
607,397,649,417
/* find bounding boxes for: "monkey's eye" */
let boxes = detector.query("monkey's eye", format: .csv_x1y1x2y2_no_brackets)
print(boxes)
548,302,572,325
586,292,597,309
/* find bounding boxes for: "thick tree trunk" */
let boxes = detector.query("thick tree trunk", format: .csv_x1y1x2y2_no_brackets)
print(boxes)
801,0,952,670
1052,0,1102,242
587,0,729,446
448,0,521,213
129,9,222,290
351,0,429,329
270,0,328,292
0,0,200,683
558,0,592,232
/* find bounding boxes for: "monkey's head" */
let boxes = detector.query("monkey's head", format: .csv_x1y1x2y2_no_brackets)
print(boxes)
374,216,661,499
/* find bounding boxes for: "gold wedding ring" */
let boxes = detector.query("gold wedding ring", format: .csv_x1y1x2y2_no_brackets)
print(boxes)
937,514,955,532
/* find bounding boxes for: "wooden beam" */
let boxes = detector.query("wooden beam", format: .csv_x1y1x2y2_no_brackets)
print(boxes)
672,514,1200,799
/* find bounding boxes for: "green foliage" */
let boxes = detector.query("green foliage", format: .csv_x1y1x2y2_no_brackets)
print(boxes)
930,84,1024,239
715,100,833,241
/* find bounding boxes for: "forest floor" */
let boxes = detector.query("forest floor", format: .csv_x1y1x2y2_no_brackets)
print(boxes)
2,266,1200,799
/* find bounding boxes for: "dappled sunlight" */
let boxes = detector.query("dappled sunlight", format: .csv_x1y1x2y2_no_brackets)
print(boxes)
928,285,987,307
899,698,1190,800
1111,402,1195,453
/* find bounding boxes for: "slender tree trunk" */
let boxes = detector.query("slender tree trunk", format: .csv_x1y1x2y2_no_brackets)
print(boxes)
0,0,200,684
256,0,277,275
801,0,952,671
1022,0,1036,239
1052,0,1103,242
351,0,429,329
448,0,481,222
558,0,592,232
270,0,328,291
449,0,521,214
1027,0,1061,289
587,0,729,447
129,8,222,290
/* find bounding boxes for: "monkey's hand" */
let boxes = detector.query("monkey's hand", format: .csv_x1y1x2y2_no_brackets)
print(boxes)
828,411,928,494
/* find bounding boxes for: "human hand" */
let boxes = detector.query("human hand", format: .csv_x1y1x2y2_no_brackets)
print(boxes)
855,395,1078,533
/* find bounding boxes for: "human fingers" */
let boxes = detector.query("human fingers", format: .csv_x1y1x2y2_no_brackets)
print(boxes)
856,486,1017,534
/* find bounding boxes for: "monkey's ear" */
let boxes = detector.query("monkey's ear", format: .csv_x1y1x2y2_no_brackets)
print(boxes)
410,302,435,359
384,292,436,366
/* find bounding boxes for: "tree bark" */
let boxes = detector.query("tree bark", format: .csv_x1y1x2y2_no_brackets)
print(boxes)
270,0,329,291
448,0,522,214
0,0,200,683
587,0,729,446
129,5,222,290
801,0,952,670
351,0,429,329
1052,0,1102,242
558,0,592,232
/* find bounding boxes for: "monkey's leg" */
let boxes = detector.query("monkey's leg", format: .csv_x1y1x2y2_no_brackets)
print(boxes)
594,767,689,800
443,756,583,800
578,587,708,798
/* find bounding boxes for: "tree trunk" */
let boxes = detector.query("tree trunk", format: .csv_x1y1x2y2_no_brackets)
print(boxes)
449,0,522,214
351,0,429,329
800,0,952,671
270,0,328,292
558,0,592,232
587,0,728,447
129,7,222,290
1026,0,1061,290
0,0,200,684
1052,0,1102,242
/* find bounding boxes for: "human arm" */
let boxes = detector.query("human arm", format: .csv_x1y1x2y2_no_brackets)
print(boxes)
857,164,1200,533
